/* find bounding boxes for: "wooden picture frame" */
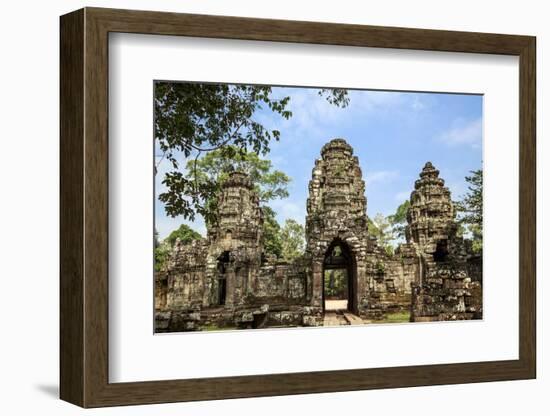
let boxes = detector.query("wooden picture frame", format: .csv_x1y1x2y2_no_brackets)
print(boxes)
60,7,536,408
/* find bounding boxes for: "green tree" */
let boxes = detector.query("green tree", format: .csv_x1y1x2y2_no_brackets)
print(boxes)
280,219,305,261
455,169,483,253
324,269,347,299
367,216,379,236
154,228,160,248
154,242,170,272
388,199,410,240
155,82,348,221
182,146,291,227
369,213,394,256
165,224,202,247
181,146,292,259
262,206,282,258
154,224,202,272
186,145,290,200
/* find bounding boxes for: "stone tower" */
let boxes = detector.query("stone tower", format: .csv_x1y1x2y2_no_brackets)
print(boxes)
306,139,368,247
205,171,263,308
406,161,456,258
407,162,482,321
305,138,369,313
208,171,263,250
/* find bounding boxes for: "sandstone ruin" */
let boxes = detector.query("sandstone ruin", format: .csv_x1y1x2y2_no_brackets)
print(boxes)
155,138,482,331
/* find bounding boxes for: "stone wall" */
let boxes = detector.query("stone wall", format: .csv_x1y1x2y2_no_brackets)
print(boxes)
155,171,313,331
155,239,208,311
155,139,482,331
411,266,482,322
252,259,308,303
361,239,418,318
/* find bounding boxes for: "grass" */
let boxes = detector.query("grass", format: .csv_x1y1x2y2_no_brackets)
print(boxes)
202,324,238,332
375,311,411,324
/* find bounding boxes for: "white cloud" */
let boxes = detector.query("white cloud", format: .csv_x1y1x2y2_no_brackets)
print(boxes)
394,190,411,201
269,88,428,142
270,199,307,225
365,170,398,187
282,88,348,137
439,117,482,148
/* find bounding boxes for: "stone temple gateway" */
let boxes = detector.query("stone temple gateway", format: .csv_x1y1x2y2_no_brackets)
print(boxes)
155,138,482,332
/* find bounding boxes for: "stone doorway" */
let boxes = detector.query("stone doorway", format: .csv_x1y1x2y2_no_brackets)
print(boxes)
216,251,231,306
322,239,357,313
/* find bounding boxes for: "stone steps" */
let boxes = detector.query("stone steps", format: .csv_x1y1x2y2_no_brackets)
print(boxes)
323,312,348,326
343,312,364,325
323,311,365,326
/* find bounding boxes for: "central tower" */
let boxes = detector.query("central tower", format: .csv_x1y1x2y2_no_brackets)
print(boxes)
305,138,369,313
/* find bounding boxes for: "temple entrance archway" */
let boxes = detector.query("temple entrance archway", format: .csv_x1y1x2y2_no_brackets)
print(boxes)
322,239,357,313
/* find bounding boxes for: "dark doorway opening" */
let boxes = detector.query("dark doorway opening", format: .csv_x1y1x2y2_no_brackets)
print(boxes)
434,240,449,262
217,251,231,306
217,278,227,306
322,239,357,313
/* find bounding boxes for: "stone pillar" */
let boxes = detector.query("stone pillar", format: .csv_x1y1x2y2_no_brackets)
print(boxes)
225,264,235,308
311,261,323,308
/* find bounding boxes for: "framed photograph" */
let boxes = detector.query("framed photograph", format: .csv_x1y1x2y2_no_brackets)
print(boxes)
60,7,536,408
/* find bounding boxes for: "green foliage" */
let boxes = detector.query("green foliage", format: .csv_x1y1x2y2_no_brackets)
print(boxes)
324,269,348,299
261,213,305,261
469,225,483,253
154,228,165,271
155,82,292,221
455,169,483,253
154,228,160,248
375,311,411,323
154,224,202,272
155,82,349,222
319,88,350,108
387,199,410,240
202,324,237,332
184,145,291,221
262,206,282,258
375,261,386,275
154,243,170,272
166,224,202,247
369,213,394,255
367,216,379,235
280,219,305,261
368,201,410,253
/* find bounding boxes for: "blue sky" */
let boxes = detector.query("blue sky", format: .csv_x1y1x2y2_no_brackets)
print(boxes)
155,86,482,239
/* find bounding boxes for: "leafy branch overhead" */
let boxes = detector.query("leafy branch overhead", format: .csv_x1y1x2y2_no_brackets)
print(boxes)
155,83,291,221
155,82,349,222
